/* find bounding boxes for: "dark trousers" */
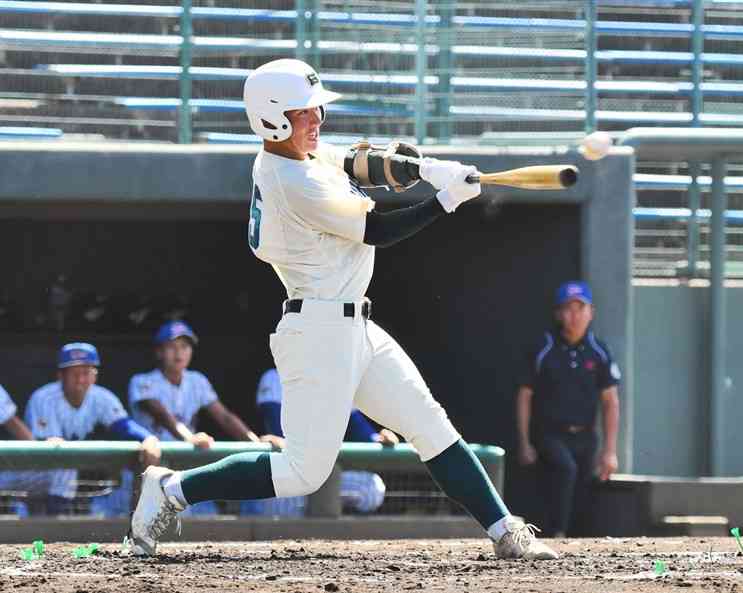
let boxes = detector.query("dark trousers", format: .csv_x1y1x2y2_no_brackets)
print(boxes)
534,430,597,536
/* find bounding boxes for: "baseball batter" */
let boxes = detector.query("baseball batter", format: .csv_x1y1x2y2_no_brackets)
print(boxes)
129,59,557,560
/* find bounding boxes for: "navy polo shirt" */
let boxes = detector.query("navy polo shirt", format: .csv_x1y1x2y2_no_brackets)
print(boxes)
521,328,620,430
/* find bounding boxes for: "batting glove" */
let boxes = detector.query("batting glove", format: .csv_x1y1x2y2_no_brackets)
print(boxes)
419,157,465,190
436,165,481,213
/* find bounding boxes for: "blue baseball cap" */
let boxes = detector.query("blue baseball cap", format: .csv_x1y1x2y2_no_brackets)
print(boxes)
58,342,100,368
556,281,593,306
154,320,198,345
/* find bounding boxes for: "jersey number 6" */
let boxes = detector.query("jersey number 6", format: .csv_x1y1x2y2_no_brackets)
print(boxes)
248,185,263,250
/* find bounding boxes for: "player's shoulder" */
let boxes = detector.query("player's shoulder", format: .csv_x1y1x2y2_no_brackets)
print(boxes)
184,369,212,390
129,369,163,393
0,383,11,402
29,381,61,403
585,330,613,363
88,384,119,402
531,330,557,355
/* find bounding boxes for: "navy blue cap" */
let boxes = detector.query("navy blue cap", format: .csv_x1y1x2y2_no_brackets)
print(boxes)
154,320,198,345
556,281,593,306
58,342,100,368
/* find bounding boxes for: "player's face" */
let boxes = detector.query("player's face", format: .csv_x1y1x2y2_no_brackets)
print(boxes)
158,337,193,373
59,365,98,401
556,300,593,341
285,106,323,157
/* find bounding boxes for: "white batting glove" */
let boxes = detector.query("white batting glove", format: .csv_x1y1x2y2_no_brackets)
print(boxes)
419,157,465,190
436,165,481,213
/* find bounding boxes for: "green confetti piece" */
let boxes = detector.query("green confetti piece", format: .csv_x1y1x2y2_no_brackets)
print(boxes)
654,560,667,575
33,540,44,556
731,527,743,554
72,543,100,559
20,548,36,561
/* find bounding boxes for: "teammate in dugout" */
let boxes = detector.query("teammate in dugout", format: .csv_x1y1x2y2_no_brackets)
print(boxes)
516,281,620,537
24,343,161,514
0,383,33,440
0,383,34,515
128,58,558,560
129,320,283,451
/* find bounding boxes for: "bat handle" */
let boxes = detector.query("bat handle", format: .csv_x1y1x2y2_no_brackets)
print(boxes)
465,174,480,184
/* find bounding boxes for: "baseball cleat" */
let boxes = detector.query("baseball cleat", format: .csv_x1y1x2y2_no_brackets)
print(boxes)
127,466,184,556
493,517,559,560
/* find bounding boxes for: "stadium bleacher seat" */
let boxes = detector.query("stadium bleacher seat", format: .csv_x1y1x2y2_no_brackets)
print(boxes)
0,126,62,139
114,98,412,117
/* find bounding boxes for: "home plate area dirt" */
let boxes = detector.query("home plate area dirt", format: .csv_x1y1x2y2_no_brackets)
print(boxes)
1,537,742,592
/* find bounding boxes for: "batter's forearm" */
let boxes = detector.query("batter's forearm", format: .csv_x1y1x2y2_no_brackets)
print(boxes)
363,197,445,247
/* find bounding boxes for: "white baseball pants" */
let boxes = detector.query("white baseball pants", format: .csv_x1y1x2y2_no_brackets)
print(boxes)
268,298,460,498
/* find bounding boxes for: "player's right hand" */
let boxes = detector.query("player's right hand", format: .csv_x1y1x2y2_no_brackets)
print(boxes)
419,158,465,190
518,442,538,466
435,165,481,213
189,431,214,449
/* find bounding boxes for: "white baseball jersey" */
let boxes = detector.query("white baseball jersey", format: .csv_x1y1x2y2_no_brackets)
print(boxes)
129,369,218,441
248,143,376,300
0,384,17,425
24,382,128,498
25,382,127,440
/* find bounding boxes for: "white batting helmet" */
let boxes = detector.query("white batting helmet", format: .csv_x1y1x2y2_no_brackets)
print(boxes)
243,59,342,142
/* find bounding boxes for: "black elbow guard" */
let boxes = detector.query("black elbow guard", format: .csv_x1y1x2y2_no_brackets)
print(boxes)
344,140,422,193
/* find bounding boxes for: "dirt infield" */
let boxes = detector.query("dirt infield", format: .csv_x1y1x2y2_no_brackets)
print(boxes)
1,537,742,592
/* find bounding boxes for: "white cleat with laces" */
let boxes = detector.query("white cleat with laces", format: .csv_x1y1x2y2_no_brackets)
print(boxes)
127,466,185,556
493,517,559,560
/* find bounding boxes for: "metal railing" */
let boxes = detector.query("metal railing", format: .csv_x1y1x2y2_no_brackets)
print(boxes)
0,441,505,518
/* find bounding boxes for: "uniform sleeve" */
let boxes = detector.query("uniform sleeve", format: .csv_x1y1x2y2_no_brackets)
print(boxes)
256,369,282,406
97,389,129,427
312,142,346,170
346,410,378,442
0,384,17,425
596,340,621,390
285,169,374,242
195,373,219,409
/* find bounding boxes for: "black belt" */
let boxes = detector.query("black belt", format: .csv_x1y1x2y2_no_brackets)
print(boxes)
283,299,372,319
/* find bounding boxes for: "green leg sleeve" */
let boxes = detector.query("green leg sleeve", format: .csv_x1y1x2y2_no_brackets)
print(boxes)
425,439,509,530
180,452,275,504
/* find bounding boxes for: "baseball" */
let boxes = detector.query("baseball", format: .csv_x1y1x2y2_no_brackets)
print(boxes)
579,131,612,161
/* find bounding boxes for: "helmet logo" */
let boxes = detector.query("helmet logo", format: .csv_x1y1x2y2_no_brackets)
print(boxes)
307,72,319,86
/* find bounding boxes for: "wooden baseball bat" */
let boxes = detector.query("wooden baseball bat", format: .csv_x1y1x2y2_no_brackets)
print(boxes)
465,165,578,189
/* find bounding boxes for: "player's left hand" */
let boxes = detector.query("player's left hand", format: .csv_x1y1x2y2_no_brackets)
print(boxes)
374,428,399,446
139,435,162,468
596,450,618,481
259,434,286,450
419,158,465,190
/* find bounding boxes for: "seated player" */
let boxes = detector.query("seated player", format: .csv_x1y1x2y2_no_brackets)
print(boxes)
122,321,280,516
0,383,32,440
25,343,160,515
240,367,395,516
0,383,34,515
